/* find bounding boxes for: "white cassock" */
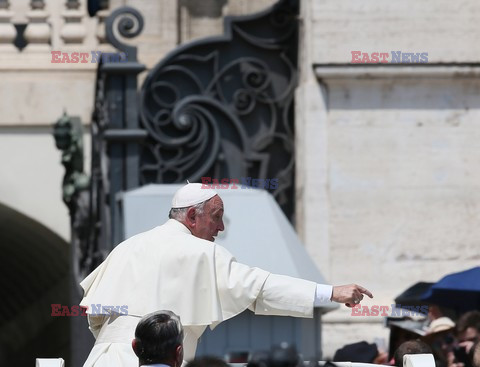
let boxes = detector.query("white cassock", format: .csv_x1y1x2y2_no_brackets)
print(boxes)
80,219,332,367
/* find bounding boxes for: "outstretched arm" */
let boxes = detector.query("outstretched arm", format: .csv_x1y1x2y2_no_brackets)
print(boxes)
251,274,373,317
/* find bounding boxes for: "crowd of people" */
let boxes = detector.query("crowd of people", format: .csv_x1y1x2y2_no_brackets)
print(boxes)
423,309,480,367
331,309,480,367
129,308,480,367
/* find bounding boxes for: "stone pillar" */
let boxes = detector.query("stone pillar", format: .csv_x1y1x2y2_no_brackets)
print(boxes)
24,0,51,52
0,0,17,52
295,0,331,276
96,9,109,45
60,0,86,45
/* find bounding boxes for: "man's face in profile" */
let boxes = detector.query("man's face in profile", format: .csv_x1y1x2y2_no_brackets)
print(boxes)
193,195,225,242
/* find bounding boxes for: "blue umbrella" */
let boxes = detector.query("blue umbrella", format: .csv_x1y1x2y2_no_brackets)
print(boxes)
421,266,480,312
395,281,434,307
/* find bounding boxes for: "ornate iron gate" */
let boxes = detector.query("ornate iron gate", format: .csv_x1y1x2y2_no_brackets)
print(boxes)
55,0,299,289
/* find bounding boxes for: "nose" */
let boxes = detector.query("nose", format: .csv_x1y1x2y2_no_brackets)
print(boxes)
218,219,225,232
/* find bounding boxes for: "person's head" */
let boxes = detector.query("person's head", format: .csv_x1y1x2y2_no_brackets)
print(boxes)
169,184,224,242
457,311,480,343
394,340,432,367
185,356,229,367
132,310,184,367
333,341,379,363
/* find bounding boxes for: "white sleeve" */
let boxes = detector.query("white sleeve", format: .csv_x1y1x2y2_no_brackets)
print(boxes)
251,273,317,318
314,284,333,306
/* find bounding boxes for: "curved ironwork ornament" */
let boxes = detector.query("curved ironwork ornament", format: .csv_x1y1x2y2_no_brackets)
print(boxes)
105,6,144,60
139,0,299,218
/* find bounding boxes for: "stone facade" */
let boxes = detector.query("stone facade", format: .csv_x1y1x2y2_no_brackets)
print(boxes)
296,0,480,358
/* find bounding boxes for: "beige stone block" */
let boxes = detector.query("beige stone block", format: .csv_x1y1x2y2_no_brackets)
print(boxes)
326,79,480,189
328,188,480,287
0,71,96,125
311,0,480,63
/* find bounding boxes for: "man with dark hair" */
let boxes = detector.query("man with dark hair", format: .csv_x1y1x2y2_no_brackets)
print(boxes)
394,340,432,367
132,310,184,367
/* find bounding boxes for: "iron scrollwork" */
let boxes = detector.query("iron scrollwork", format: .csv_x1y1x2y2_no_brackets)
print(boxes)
105,6,144,61
139,0,299,218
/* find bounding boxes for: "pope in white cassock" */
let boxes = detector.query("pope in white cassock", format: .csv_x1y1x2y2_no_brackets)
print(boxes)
80,183,373,367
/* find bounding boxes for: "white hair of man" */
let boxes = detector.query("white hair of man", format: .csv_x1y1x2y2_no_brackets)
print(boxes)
168,200,207,221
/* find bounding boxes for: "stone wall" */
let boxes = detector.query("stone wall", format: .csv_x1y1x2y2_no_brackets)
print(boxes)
297,0,480,358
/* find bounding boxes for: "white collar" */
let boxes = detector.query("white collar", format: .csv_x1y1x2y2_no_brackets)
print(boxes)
165,218,192,235
140,364,172,367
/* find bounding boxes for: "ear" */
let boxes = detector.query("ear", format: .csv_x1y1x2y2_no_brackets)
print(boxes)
185,207,197,227
131,339,138,355
175,344,184,365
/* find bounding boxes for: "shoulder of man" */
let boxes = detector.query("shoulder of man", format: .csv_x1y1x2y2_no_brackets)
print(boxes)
213,243,236,261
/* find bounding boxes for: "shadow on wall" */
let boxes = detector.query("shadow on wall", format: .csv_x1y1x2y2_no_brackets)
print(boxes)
0,203,70,366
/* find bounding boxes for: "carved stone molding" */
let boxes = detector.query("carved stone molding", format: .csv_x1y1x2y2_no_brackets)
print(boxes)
0,0,16,52
24,0,51,52
60,0,86,45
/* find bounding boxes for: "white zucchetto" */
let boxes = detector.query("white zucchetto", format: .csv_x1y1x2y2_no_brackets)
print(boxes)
171,183,218,208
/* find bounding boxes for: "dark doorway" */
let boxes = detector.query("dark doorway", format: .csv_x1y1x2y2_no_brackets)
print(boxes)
0,203,70,366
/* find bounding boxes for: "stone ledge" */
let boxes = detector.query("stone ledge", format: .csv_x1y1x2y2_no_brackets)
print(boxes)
0,47,117,71
314,64,480,80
